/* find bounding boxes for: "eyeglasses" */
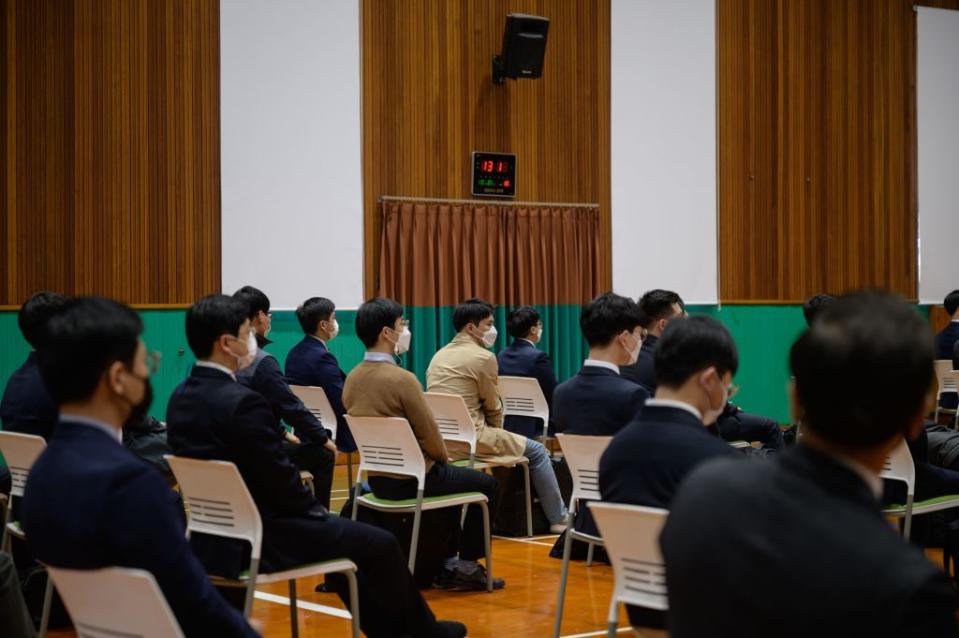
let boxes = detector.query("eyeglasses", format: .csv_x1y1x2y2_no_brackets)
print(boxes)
145,350,162,376
400,319,410,329
640,328,649,340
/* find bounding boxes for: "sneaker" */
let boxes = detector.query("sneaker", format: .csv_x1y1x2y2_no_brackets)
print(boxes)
431,620,468,638
549,513,572,534
434,564,505,591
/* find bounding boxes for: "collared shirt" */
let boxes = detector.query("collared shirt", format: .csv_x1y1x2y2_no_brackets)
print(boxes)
195,360,237,381
520,338,537,347
309,334,328,347
364,352,395,364
834,454,883,500
59,414,122,443
644,398,703,422
584,359,620,374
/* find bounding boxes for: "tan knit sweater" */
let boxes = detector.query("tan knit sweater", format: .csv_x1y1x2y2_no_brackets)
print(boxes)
343,360,449,472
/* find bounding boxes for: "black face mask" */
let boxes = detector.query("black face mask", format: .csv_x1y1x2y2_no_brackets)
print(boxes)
123,375,153,429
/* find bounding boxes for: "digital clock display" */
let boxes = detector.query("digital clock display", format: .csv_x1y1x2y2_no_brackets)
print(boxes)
471,152,516,198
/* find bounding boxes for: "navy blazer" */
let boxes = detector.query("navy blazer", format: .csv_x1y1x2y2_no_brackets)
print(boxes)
936,322,959,361
619,334,658,393
496,339,558,438
0,352,59,439
661,445,958,637
552,365,648,436
284,336,355,452
236,336,330,446
22,421,255,637
599,404,738,509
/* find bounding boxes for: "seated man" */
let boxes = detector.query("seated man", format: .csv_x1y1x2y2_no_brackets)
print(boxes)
21,296,257,637
496,306,557,438
232,286,336,508
802,293,836,327
600,315,742,629
553,293,649,436
620,289,685,392
0,291,66,439
427,298,570,532
344,297,502,591
284,296,355,453
661,292,959,637
935,289,959,361
167,295,465,638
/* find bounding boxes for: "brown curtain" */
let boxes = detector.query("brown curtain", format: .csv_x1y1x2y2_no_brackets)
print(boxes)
377,201,602,307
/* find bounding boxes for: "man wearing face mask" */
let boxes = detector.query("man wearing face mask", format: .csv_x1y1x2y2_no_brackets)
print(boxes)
21,297,258,637
427,298,570,533
496,307,558,438
552,293,650,437
598,315,741,630
232,286,336,508
285,297,355,454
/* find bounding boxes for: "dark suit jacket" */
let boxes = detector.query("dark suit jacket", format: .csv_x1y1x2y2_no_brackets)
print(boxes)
496,339,558,438
552,365,648,436
236,335,330,446
167,366,326,575
21,421,255,637
0,352,58,439
954,339,959,372
619,334,658,393
599,404,738,509
661,444,959,637
937,322,959,361
284,336,355,452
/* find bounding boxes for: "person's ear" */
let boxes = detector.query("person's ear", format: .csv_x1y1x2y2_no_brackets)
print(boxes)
107,361,126,396
905,411,926,441
788,379,804,424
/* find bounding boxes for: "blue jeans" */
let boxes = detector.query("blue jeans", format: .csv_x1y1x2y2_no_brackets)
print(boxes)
524,439,568,524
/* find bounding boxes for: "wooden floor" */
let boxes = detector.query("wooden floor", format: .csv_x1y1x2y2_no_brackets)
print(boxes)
47,465,651,638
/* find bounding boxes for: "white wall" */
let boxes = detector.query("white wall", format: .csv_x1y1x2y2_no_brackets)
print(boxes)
610,0,718,304
917,7,959,304
220,0,363,309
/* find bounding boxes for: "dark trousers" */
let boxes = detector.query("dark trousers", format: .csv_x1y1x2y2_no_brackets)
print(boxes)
717,410,784,450
283,441,335,509
369,463,497,561
0,552,35,638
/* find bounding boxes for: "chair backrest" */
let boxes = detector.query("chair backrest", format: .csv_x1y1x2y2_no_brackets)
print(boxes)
164,456,263,560
0,431,46,498
935,359,958,395
345,416,426,490
557,434,611,509
423,392,477,455
290,385,338,440
499,376,549,438
589,501,669,612
880,439,915,498
47,566,185,638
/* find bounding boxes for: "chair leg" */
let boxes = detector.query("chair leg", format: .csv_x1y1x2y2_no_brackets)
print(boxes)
345,569,360,638
552,527,575,638
607,596,620,638
243,558,261,618
480,501,493,593
522,462,533,537
38,574,53,638
408,492,424,573
351,482,361,521
586,542,596,567
347,454,354,492
288,579,299,638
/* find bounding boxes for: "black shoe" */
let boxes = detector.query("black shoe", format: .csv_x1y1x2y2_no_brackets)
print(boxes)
433,564,505,591
432,620,468,638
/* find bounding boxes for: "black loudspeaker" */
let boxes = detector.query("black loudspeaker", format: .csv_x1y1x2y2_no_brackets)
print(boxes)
492,14,550,84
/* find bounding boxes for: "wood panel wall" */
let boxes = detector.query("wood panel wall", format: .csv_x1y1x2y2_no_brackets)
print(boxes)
717,0,957,303
0,0,220,306
361,0,611,296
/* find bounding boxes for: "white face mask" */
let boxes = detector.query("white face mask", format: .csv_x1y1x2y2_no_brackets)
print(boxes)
625,332,642,366
530,326,542,343
325,319,339,340
394,326,412,355
480,325,498,348
701,377,727,425
230,331,257,370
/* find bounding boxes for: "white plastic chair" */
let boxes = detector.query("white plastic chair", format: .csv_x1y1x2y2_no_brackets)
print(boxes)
47,566,185,638
552,434,612,638
880,439,959,542
499,376,550,444
346,415,494,588
588,502,669,638
165,456,359,638
0,431,54,637
290,384,354,489
933,360,958,423
424,392,533,537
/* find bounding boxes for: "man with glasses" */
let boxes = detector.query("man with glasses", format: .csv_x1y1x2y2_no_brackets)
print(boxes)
496,307,558,438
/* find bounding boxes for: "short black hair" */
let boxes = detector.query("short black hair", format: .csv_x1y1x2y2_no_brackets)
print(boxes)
790,291,932,448
638,289,684,328
296,297,335,334
37,296,142,405
233,286,270,320
19,291,67,348
654,316,738,388
506,306,541,339
802,294,836,326
453,298,494,332
580,292,644,347
186,295,249,359
945,290,959,316
356,297,404,348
